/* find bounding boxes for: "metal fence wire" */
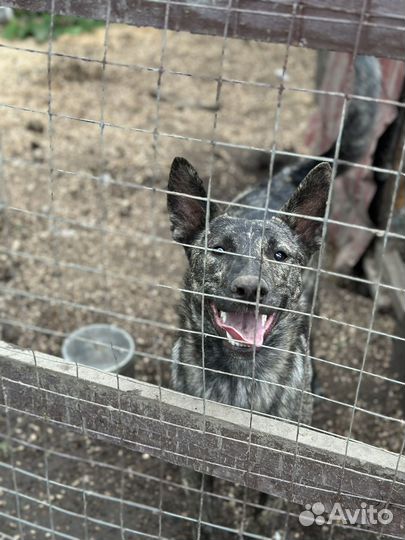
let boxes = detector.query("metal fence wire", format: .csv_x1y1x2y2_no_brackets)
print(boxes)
0,1,405,539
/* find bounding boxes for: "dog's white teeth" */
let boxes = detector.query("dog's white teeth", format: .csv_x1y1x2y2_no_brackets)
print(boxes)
225,331,247,348
261,314,267,327
226,332,239,347
225,331,235,345
220,311,227,323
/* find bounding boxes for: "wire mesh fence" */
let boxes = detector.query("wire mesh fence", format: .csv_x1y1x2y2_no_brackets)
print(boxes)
0,1,404,539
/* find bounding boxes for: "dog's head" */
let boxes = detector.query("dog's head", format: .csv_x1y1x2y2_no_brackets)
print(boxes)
167,157,331,351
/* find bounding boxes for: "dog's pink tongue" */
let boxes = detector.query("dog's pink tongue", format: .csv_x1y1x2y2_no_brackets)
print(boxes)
222,312,265,346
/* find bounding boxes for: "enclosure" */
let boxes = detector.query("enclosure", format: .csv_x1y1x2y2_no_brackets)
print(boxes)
0,1,405,539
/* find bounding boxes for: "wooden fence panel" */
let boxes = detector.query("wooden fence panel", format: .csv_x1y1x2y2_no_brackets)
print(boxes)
2,0,405,60
0,342,404,536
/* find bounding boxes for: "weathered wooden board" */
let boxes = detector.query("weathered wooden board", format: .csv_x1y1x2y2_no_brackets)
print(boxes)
0,341,405,536
2,0,405,60
383,250,405,321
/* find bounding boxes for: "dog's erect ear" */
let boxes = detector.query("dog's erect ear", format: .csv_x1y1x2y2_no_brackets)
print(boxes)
279,162,331,252
167,157,219,248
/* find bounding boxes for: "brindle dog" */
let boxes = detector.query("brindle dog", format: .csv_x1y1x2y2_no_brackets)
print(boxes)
167,158,331,425
167,54,380,422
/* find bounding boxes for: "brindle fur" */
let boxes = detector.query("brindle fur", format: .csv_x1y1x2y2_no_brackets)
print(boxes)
167,159,331,425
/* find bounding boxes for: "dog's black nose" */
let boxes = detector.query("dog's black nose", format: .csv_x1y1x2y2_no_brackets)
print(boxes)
231,275,269,301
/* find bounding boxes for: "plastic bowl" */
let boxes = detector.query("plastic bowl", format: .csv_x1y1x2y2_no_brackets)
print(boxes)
62,324,135,374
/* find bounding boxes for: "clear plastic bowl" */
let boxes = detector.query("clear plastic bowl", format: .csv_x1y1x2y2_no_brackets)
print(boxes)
62,324,135,374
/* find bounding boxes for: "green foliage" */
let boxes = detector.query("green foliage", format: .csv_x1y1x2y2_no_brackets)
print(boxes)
2,10,103,42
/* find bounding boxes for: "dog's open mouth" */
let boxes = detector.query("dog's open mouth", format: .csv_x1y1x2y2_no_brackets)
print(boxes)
211,304,278,349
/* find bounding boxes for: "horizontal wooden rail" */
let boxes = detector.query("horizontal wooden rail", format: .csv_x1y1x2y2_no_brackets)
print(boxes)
2,0,405,60
0,341,404,536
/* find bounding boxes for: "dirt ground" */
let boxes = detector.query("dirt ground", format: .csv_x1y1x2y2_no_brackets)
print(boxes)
0,24,404,540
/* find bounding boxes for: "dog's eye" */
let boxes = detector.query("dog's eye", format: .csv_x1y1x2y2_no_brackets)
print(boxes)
212,246,225,254
274,250,287,262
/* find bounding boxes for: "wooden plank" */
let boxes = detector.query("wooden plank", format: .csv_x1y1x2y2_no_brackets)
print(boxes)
0,341,405,536
383,250,405,321
2,0,405,60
